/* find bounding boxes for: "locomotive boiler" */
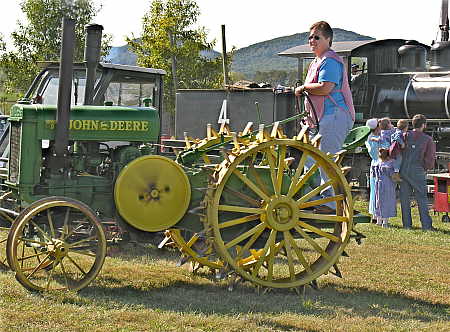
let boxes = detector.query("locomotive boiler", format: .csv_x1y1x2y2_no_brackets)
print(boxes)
276,0,450,184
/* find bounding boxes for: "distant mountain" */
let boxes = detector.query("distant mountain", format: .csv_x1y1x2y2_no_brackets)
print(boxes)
232,28,374,78
105,28,374,78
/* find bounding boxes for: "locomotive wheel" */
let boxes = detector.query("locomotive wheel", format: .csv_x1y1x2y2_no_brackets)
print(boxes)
114,155,191,232
208,138,353,288
6,197,106,292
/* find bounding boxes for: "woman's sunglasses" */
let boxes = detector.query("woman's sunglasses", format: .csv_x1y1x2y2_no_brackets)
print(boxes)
308,35,321,41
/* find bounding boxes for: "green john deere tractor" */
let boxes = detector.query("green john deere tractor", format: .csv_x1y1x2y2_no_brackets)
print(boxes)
0,16,370,292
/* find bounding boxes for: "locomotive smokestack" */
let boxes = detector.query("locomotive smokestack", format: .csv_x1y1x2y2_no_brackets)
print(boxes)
84,24,103,105
440,0,449,41
54,14,75,168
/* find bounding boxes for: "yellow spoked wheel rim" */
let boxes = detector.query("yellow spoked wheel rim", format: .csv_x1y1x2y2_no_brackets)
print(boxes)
208,139,353,288
6,197,106,292
115,155,191,232
165,229,223,270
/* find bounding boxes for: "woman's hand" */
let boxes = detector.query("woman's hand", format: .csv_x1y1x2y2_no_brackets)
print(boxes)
295,85,305,96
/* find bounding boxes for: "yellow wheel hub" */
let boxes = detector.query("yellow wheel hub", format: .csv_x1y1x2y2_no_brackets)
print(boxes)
114,155,191,232
264,196,299,231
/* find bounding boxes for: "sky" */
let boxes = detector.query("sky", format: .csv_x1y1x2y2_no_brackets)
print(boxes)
0,0,445,50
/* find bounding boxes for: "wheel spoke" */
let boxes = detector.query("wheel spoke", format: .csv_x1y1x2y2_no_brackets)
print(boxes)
218,205,265,214
287,163,319,198
233,169,270,202
60,207,71,239
298,212,348,223
298,194,345,209
251,229,276,277
298,221,341,243
30,221,52,242
62,223,85,241
283,231,296,281
20,240,25,269
248,163,271,198
266,240,276,282
68,235,98,248
25,254,51,279
33,248,42,264
47,209,56,238
264,148,279,196
223,187,260,207
45,261,56,291
18,237,48,246
17,251,48,262
294,226,332,262
235,226,266,262
66,254,87,276
225,223,266,249
218,214,261,229
284,231,312,273
275,145,287,195
59,259,70,289
0,211,14,223
296,179,334,204
287,151,309,197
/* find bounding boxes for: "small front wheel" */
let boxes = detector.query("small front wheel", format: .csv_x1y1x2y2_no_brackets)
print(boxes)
6,197,106,292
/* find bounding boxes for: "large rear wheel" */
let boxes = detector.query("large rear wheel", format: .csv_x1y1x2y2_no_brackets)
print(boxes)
208,138,353,288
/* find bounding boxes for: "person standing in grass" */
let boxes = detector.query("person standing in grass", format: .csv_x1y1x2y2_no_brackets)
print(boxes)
372,148,396,228
399,114,436,230
294,21,355,214
365,118,381,223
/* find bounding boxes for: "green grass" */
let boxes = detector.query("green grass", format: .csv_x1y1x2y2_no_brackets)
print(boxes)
1,200,449,332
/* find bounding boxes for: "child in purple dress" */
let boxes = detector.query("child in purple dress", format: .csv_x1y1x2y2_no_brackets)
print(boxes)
371,117,406,182
372,148,396,228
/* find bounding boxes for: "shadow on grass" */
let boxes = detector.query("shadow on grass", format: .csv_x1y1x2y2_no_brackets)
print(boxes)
75,275,449,326
388,223,450,235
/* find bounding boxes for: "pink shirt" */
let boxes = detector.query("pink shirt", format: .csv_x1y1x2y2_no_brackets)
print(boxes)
304,50,355,127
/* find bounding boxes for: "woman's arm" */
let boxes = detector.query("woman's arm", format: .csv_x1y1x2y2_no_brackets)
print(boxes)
295,81,335,96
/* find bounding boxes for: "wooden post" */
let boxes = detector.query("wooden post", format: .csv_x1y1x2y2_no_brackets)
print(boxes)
221,25,229,87
169,31,177,136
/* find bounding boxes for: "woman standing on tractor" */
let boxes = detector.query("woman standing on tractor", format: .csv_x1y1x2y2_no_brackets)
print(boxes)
295,21,355,214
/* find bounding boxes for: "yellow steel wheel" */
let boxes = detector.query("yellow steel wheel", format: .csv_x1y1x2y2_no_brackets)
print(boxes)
114,155,191,232
0,224,11,269
0,191,15,269
6,197,106,292
208,138,353,288
165,229,223,270
1,196,63,270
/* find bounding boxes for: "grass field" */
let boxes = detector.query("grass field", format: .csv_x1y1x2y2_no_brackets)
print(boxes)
0,201,449,332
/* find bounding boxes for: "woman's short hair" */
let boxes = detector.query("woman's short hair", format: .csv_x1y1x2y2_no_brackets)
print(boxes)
310,21,333,46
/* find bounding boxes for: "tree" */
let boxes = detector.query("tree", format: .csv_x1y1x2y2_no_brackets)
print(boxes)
128,0,230,134
0,0,106,94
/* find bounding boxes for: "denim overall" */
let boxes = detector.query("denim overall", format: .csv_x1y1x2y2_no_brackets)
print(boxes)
399,132,433,229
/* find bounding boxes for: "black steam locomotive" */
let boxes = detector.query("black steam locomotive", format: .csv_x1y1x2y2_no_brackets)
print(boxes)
277,0,450,184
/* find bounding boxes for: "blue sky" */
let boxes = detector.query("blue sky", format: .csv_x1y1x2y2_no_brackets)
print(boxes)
0,0,444,49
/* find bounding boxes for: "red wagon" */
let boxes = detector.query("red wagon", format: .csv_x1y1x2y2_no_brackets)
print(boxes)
432,173,450,222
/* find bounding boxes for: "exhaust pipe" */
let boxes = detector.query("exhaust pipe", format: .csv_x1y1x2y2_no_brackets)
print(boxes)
53,16,76,169
83,24,103,105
